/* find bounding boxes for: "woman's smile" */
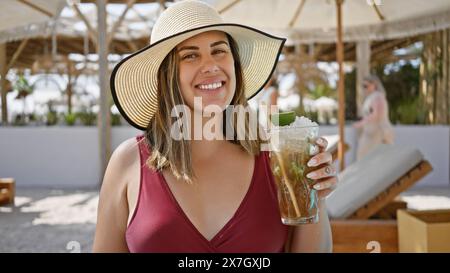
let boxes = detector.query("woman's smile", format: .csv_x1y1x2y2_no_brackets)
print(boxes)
194,77,227,98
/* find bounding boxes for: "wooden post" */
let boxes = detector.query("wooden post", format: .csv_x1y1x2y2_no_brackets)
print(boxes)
336,0,345,171
356,40,370,118
445,29,450,125
439,29,449,124
72,3,98,48
97,0,111,187
0,43,7,125
0,178,15,206
67,69,73,114
436,30,445,124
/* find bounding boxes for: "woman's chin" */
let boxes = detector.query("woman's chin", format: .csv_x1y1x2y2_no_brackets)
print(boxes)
193,91,231,110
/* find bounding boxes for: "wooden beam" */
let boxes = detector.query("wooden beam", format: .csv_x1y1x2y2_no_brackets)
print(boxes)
7,39,29,71
218,0,242,14
126,40,138,52
370,2,385,21
289,0,307,28
113,40,132,53
107,0,137,47
16,0,53,17
71,3,98,47
81,0,153,3
158,0,166,12
371,39,405,56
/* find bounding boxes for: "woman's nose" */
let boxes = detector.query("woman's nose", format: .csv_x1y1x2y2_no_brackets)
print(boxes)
200,57,220,74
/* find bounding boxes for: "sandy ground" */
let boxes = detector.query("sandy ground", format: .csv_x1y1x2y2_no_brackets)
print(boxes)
0,188,98,253
1,186,450,253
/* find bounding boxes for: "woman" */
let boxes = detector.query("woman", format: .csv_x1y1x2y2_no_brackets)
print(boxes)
93,0,337,253
353,75,394,160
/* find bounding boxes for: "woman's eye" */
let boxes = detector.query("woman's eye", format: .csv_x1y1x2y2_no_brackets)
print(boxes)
182,53,197,60
213,49,227,55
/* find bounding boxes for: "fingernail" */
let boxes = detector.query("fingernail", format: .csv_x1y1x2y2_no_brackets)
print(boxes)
307,172,316,179
309,145,319,156
314,184,321,190
316,138,324,145
307,159,317,167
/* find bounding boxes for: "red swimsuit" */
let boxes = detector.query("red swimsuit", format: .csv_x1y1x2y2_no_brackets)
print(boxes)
125,135,288,252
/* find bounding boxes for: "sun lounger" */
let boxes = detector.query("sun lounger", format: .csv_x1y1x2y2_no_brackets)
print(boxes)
326,144,432,219
325,144,433,252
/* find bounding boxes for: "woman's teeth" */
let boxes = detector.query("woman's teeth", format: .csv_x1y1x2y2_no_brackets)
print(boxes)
197,82,223,90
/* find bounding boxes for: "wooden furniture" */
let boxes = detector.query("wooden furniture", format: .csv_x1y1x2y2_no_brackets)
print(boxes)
349,161,432,219
330,160,433,253
0,178,15,206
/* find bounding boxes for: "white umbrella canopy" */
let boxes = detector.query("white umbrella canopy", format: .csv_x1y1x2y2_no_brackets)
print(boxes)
55,3,162,41
206,0,450,169
0,0,67,43
208,0,450,44
0,2,166,44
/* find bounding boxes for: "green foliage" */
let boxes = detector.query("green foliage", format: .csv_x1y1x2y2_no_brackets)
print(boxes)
28,113,37,122
395,97,427,124
374,62,421,124
344,68,357,121
13,75,34,99
64,113,77,126
45,100,58,126
12,115,27,126
77,111,97,126
308,84,336,100
46,112,58,126
111,113,122,126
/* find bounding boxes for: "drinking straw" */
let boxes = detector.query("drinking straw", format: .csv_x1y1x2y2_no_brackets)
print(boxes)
271,148,301,217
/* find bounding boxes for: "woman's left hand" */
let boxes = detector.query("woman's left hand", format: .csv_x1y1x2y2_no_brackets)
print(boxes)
305,137,338,200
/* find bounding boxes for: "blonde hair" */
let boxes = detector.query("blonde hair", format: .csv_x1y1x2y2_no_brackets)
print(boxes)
364,74,386,94
144,33,264,183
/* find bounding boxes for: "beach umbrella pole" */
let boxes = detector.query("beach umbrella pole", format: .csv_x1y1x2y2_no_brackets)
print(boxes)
97,0,111,187
336,0,345,170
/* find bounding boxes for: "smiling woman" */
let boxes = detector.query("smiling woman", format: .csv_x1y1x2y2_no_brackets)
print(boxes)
94,0,336,253
177,31,236,111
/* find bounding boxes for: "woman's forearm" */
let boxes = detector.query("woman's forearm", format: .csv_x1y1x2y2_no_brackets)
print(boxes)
317,200,333,252
289,199,333,253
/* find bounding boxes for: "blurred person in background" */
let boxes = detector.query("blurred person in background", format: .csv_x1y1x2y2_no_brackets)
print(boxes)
353,74,394,160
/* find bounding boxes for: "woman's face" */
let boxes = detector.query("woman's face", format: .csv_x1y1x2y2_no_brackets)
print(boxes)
176,31,236,113
363,81,376,94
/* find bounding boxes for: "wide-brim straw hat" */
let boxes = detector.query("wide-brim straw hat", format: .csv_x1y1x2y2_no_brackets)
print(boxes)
111,0,286,131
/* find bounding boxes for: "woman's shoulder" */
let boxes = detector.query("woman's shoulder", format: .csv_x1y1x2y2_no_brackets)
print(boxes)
109,136,141,174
